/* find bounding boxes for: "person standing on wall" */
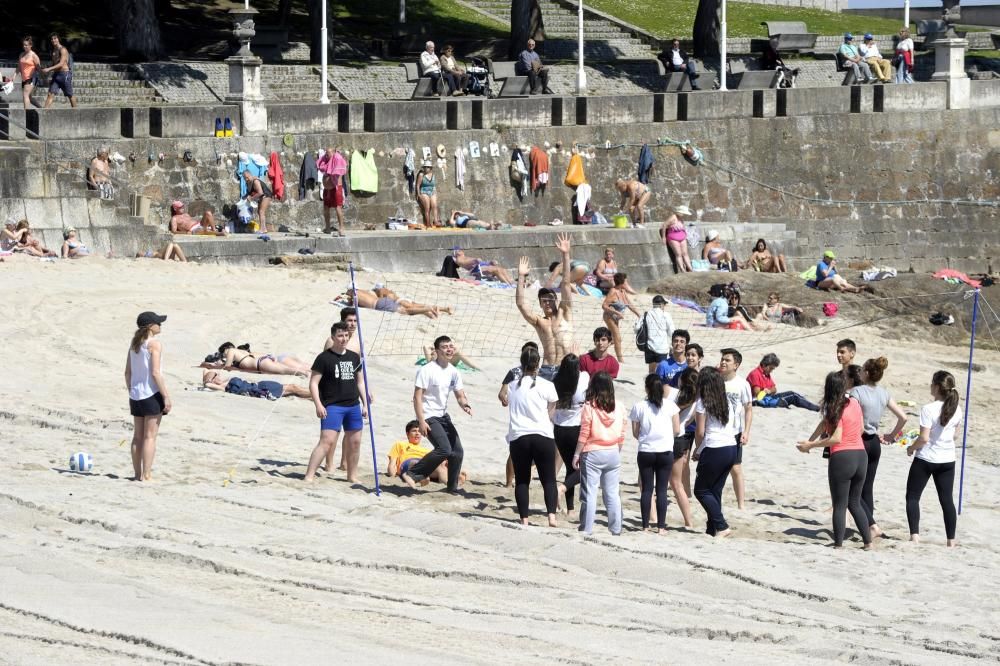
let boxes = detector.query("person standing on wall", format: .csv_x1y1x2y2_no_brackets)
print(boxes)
42,32,76,108
125,312,171,482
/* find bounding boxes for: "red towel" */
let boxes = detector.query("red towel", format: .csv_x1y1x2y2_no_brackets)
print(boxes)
530,145,549,193
268,151,285,201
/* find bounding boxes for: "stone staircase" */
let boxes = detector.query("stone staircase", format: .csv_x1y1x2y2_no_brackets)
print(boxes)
461,0,658,60
0,62,165,107
137,62,341,105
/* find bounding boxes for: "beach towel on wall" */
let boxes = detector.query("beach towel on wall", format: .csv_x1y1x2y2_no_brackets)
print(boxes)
564,153,585,187
350,149,379,195
267,151,285,201
530,145,549,193
298,152,318,200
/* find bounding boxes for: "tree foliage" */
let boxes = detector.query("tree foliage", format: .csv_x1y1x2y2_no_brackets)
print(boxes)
510,0,545,59
692,0,720,58
111,0,163,60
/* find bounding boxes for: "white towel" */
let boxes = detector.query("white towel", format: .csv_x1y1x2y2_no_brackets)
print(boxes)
576,183,592,216
455,148,466,190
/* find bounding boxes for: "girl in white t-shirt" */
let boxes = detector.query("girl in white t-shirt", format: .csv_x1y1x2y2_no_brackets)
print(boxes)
552,353,590,513
506,346,560,527
692,367,739,537
667,367,699,528
629,374,681,532
905,370,962,546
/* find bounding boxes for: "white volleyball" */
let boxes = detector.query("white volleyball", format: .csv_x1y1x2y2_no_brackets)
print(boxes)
70,452,94,473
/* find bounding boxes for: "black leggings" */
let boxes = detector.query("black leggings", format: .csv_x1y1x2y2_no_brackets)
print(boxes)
860,433,882,526
553,424,581,510
906,457,957,540
637,451,674,529
828,449,871,547
509,434,559,519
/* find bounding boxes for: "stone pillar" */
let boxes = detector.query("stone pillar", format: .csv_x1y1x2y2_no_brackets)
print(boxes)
226,7,268,135
931,37,970,110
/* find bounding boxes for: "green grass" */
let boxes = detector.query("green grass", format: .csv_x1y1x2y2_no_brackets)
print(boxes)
586,0,912,38
330,0,506,41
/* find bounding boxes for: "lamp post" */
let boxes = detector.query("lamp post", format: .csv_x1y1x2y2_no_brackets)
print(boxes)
577,1,587,95
718,0,728,91
320,0,330,103
904,0,910,28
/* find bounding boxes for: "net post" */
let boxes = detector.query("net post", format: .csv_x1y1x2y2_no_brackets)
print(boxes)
958,288,979,515
350,262,382,496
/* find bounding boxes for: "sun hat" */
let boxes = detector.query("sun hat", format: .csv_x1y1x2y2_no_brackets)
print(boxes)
706,229,719,241
823,250,836,259
137,311,167,327
674,205,692,216
436,144,447,159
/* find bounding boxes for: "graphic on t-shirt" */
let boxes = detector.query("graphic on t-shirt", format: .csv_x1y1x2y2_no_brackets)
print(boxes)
335,361,356,381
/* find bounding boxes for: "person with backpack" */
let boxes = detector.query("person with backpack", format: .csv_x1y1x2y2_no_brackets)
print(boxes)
636,294,675,373
42,32,76,108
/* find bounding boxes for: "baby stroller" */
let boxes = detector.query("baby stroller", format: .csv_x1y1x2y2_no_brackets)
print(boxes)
464,56,494,98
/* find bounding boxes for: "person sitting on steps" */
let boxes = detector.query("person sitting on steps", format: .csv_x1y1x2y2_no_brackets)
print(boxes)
517,39,553,95
658,39,701,90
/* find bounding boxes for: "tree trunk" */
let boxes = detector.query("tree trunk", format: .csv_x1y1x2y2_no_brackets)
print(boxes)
509,0,545,59
277,0,293,26
307,0,335,64
692,0,721,58
111,0,163,61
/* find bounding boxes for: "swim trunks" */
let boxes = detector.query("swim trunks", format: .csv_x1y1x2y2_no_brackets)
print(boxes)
320,403,363,432
49,71,73,97
322,182,344,208
375,297,399,313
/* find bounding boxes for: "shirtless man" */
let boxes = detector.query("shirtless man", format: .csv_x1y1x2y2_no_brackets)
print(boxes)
169,201,218,234
615,178,651,227
453,248,514,285
515,233,574,380
42,33,76,108
242,169,273,232
343,286,453,319
88,147,113,199
201,370,311,399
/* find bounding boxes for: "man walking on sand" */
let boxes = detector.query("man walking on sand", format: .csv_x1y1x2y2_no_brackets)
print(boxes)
516,233,575,380
304,322,369,483
402,335,472,492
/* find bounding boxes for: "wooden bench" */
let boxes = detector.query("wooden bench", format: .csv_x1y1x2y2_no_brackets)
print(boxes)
761,21,818,53
400,62,441,100
489,60,531,97
728,61,780,89
653,60,693,92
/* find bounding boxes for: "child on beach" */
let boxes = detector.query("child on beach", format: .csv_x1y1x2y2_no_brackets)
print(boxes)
693,367,739,537
719,348,753,510
573,371,627,536
387,420,466,486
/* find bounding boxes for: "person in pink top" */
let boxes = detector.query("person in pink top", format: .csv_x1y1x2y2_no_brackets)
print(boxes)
317,147,347,236
572,372,627,535
797,371,873,549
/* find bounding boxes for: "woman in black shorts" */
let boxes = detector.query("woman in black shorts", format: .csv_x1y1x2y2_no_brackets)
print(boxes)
668,367,698,527
125,311,171,481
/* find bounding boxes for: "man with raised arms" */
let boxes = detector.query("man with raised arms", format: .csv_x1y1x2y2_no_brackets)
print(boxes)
516,233,574,380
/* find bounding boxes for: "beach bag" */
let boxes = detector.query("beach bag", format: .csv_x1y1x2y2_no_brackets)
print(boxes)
635,313,649,352
823,302,839,317
564,154,585,187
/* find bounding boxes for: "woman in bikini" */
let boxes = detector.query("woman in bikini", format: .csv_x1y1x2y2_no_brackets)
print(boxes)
615,178,651,227
602,273,641,363
416,162,440,227
761,292,802,326
743,238,787,273
660,205,693,272
13,220,56,257
18,36,42,110
218,342,311,376
702,230,735,271
593,247,636,294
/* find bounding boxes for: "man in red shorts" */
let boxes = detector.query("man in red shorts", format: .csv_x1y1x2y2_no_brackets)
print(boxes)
317,147,346,236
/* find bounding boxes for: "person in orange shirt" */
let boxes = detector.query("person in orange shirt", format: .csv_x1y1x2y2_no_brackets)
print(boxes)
387,420,466,486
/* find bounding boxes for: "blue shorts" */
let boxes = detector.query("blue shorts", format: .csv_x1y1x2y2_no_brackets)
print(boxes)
320,403,363,432
400,459,417,475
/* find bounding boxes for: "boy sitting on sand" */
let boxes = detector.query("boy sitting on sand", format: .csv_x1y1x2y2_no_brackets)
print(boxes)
387,420,466,486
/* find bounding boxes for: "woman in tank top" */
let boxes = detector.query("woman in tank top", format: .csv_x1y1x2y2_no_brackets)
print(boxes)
125,311,171,481
18,35,42,110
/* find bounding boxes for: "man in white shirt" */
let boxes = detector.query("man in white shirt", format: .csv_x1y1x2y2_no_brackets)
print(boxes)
638,294,675,372
403,335,473,492
859,33,892,83
658,39,700,90
719,348,752,510
419,41,444,96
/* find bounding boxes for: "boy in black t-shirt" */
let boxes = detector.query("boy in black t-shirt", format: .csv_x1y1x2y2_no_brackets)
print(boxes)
304,322,370,483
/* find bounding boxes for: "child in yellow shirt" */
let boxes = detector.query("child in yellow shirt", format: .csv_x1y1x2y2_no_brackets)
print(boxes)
387,420,467,486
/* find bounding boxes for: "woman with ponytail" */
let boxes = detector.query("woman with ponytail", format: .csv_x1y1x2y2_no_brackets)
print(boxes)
552,353,589,513
850,356,907,538
797,371,872,549
905,370,961,546
692,367,740,537
629,374,681,532
505,345,560,526
125,311,171,481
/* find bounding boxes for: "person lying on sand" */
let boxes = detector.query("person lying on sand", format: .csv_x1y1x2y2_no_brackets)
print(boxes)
387,420,467,486
340,286,454,319
452,248,514,286
137,242,188,262
201,343,312,376
201,370,310,399
445,210,504,231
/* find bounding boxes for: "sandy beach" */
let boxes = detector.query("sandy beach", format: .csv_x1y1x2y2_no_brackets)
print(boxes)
3,256,1000,665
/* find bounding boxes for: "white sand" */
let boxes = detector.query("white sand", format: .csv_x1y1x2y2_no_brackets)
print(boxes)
2,257,1000,665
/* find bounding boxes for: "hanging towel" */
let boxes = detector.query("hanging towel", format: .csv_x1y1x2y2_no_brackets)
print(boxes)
404,148,416,195
529,145,549,193
454,148,466,190
564,153,585,187
298,152,318,200
350,149,379,195
267,151,285,201
575,183,592,217
637,143,654,184
516,154,529,198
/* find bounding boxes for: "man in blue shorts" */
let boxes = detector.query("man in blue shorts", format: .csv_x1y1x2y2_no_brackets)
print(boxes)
42,33,77,109
304,322,369,483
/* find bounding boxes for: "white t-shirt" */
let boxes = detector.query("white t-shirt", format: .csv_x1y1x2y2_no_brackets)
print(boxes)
917,399,961,464
506,376,558,442
629,399,680,454
415,361,462,419
695,398,740,448
668,388,696,430
724,376,752,434
552,371,590,427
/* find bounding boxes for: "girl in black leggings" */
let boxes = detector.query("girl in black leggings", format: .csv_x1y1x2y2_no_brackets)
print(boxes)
906,370,962,547
797,371,873,549
629,374,681,532
553,354,588,512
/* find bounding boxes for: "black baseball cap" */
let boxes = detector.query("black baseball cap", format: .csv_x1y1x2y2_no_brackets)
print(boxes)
652,294,667,305
137,311,167,327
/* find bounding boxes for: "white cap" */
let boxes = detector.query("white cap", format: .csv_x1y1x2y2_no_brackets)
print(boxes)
706,229,719,241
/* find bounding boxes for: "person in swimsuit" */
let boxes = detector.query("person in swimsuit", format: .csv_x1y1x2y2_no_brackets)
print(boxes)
60,227,90,258
341,286,453,319
137,242,188,262
601,273,641,363
615,178,651,227
201,370,311,399
217,342,311,376
761,292,802,325
12,219,56,257
515,233,575,378
416,162,440,227
42,33,76,108
743,238,787,273
242,170,273,232
446,209,502,230
452,248,514,285
593,247,636,294
170,201,218,235
660,205,693,272
18,35,42,110
702,230,735,270
88,147,114,200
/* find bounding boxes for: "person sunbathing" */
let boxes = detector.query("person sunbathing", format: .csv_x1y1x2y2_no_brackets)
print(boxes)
743,238,786,273
169,201,221,235
201,369,311,399
138,242,188,262
12,220,56,257
341,286,454,319
211,342,312,376
452,248,514,285
60,227,90,258
446,210,503,230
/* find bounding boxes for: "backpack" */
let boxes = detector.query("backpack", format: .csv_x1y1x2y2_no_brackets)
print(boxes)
635,313,649,352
